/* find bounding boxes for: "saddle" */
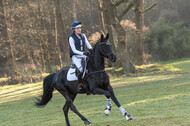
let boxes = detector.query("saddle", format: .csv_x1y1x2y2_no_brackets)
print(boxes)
66,58,88,82
66,64,78,81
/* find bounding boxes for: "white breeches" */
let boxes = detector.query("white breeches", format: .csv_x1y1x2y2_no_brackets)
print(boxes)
72,55,87,72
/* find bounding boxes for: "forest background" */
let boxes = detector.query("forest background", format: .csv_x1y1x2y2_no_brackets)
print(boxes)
0,0,190,84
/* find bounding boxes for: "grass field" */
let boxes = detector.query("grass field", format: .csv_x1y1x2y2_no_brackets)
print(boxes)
0,58,190,126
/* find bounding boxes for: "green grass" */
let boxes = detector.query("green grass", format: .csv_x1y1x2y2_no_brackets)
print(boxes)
161,58,190,72
0,58,190,126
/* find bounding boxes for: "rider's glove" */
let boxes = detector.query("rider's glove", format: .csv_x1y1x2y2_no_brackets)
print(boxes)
83,52,90,56
89,49,93,55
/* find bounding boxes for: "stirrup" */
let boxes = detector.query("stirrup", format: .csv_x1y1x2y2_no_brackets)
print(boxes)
77,84,85,93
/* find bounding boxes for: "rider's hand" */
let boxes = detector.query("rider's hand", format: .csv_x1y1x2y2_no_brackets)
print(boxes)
89,49,93,55
83,52,90,56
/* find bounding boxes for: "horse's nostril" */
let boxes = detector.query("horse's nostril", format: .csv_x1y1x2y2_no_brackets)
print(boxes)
109,55,116,62
112,55,116,62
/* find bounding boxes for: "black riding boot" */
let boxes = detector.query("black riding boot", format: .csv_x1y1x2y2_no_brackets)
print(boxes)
77,72,85,93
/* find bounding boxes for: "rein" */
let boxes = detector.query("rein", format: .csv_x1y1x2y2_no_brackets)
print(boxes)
83,69,106,81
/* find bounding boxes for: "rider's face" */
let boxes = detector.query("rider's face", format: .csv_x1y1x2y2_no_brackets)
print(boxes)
74,28,81,35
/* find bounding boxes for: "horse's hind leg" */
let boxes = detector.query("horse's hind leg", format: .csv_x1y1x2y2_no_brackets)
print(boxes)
63,101,70,126
70,103,90,125
67,93,90,124
59,91,90,125
60,90,72,126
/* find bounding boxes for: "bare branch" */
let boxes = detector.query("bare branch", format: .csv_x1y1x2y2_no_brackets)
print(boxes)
88,0,99,8
113,0,130,7
142,2,158,13
87,0,102,10
118,2,135,21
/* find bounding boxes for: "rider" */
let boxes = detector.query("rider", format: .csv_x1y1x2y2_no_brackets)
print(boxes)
68,21,93,92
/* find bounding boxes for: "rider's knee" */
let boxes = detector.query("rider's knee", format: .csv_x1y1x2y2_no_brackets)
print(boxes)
79,67,83,73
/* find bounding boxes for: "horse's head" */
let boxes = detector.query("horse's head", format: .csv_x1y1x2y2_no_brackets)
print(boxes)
99,33,116,62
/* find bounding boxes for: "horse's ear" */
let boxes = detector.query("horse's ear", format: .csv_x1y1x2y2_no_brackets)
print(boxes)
101,34,104,41
106,33,109,40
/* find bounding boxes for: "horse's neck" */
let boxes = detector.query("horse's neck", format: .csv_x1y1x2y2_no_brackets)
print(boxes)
88,47,105,71
94,53,105,70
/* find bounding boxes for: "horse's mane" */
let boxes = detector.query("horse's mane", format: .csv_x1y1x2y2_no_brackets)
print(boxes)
91,40,100,55
87,39,100,66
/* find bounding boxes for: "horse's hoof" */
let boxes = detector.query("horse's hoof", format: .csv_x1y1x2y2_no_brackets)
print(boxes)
125,114,133,121
84,120,90,125
104,107,111,115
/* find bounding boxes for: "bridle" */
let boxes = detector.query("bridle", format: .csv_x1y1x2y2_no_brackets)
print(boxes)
98,40,114,58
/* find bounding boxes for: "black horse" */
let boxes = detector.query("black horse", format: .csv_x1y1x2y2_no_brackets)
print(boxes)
35,33,133,126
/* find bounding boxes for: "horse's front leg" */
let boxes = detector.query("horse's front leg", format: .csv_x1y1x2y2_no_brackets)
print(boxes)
89,86,113,115
91,87,111,97
104,98,112,115
88,80,111,97
107,85,133,121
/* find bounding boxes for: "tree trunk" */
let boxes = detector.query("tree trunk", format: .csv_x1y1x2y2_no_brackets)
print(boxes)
7,13,18,80
97,0,106,33
37,0,45,72
53,7,63,68
88,0,95,33
0,0,8,41
73,0,77,20
0,0,9,77
135,0,144,65
102,0,116,52
38,0,52,73
45,13,54,73
44,37,52,73
102,0,136,74
3,1,19,81
113,19,136,73
55,0,69,66
2,1,17,80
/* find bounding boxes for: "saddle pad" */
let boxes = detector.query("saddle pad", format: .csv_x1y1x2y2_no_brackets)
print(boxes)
67,68,78,81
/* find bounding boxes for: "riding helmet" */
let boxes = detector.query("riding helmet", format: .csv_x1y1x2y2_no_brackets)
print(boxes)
71,21,82,29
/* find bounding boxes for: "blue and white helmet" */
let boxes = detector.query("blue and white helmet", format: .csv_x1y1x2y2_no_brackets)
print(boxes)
71,21,82,29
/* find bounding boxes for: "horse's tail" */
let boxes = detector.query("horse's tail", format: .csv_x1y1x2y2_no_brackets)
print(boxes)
35,73,56,107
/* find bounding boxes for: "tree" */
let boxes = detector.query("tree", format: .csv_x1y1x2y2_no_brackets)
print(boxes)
133,0,157,65
101,0,137,73
97,0,106,32
0,0,8,73
0,0,7,42
134,0,144,65
4,1,18,80
54,0,69,66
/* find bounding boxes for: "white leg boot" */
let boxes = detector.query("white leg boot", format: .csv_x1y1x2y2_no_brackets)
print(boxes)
104,99,112,115
119,106,133,121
